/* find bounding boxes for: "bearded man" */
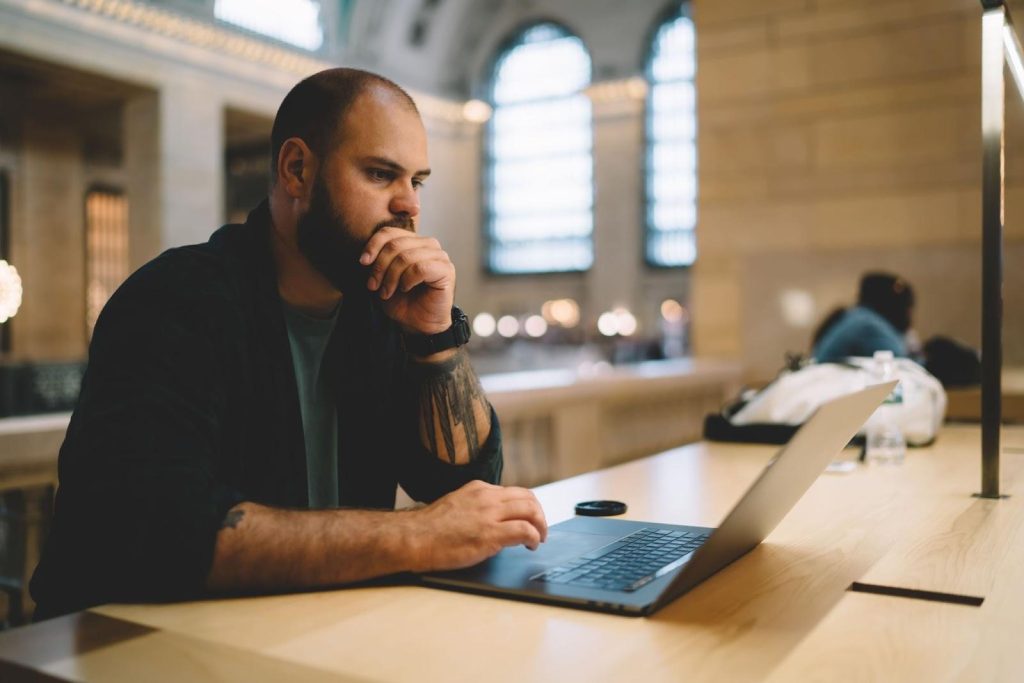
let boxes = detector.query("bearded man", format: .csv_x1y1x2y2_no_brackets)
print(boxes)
30,68,547,619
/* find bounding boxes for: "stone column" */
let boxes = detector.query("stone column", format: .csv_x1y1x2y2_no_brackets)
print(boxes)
12,113,86,360
125,82,224,266
588,87,645,324
124,91,162,269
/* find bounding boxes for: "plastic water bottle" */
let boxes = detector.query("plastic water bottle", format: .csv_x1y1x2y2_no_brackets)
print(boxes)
865,350,906,465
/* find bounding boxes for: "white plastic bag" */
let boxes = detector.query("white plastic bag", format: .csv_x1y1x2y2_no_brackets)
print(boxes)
730,359,946,446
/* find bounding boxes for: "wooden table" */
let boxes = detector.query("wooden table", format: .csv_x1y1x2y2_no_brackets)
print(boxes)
946,368,1024,423
1,425,1022,682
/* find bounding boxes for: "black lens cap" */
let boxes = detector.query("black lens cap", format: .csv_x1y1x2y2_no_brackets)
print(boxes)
575,500,627,517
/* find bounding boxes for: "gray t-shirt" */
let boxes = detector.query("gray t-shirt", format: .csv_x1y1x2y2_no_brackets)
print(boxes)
282,302,341,508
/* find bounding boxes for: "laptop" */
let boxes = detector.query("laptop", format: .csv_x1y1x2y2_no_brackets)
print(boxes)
420,381,897,616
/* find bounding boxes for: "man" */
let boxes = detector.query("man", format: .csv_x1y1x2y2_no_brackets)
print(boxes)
812,272,915,363
30,68,547,618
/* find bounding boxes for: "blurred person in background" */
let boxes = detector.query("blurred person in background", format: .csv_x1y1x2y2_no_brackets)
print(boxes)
812,272,917,363
811,272,980,387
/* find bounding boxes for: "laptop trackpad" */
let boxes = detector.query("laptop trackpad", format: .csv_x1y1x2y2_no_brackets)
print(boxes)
429,527,623,586
506,528,617,563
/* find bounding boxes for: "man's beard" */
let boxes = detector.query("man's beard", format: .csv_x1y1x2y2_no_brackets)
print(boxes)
296,176,415,295
295,176,367,294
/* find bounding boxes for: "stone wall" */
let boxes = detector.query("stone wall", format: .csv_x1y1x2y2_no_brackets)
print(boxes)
691,0,1024,380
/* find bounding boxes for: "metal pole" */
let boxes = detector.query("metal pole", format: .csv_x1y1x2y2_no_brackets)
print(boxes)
979,6,1005,499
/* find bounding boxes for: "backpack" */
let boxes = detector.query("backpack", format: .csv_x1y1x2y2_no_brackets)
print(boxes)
704,358,947,446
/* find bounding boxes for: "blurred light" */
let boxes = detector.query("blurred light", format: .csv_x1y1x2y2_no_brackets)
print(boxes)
614,307,638,337
0,260,22,323
597,311,618,336
660,299,686,323
541,300,555,323
497,315,520,338
462,99,493,123
779,289,815,328
473,312,496,337
550,298,581,327
627,77,649,99
524,315,548,338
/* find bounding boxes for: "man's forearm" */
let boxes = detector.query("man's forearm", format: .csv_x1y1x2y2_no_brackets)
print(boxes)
205,502,420,592
412,348,492,464
207,480,549,594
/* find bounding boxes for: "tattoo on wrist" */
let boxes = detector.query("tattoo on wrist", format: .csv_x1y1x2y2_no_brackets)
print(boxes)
417,349,488,463
221,508,245,529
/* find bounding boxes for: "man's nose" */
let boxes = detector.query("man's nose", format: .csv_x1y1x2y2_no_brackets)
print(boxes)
389,183,420,219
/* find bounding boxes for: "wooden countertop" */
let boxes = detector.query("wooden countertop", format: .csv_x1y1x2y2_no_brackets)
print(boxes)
1,424,1022,681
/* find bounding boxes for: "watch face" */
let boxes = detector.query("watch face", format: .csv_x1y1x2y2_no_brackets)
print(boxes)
405,306,471,355
449,306,471,346
453,312,471,345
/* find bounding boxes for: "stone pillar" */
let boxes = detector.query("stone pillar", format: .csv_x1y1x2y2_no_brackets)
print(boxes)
125,82,224,265
12,113,86,360
588,88,645,322
124,91,162,269
160,82,224,248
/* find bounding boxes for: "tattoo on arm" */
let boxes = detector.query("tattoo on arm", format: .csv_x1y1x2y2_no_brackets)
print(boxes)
416,350,489,464
221,508,245,529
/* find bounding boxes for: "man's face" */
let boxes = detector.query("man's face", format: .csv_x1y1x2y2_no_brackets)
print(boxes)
296,87,430,293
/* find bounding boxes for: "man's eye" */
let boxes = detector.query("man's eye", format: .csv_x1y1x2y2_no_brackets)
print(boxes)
412,178,425,189
368,169,393,182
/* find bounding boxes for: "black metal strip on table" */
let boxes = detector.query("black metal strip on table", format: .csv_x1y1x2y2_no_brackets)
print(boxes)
848,582,985,607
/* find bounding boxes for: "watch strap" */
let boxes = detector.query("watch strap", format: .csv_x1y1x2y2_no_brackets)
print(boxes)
402,306,471,356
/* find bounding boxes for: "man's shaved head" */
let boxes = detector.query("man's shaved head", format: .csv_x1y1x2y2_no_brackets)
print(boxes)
270,68,419,181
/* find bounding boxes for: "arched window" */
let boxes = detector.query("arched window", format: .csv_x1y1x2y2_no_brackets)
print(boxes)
485,23,593,274
645,5,697,267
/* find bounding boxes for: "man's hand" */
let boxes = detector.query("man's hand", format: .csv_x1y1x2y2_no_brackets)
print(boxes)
403,480,549,572
360,227,454,334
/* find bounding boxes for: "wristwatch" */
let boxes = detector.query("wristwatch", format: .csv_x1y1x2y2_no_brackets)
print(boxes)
402,306,472,356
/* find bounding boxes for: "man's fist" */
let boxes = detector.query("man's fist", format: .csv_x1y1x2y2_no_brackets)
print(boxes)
360,228,454,334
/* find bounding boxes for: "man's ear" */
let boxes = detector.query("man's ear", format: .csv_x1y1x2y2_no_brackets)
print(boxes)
277,138,316,198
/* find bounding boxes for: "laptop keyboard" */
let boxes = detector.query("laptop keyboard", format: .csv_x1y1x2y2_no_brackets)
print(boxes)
534,528,709,593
